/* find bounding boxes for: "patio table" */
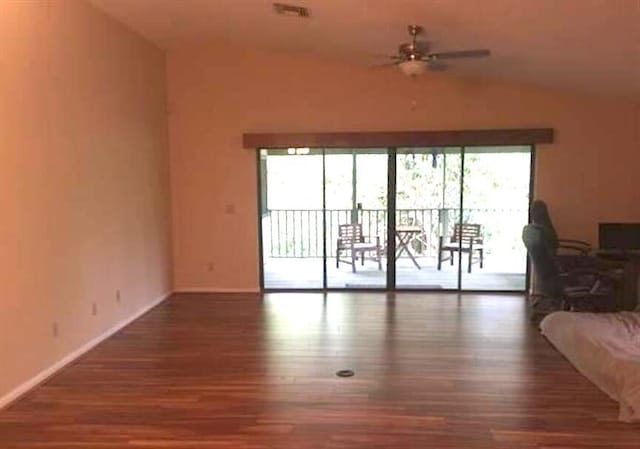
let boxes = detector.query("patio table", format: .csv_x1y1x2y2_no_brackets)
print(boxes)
395,225,423,269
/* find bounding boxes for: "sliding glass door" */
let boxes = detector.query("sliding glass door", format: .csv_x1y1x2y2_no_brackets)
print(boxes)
260,148,388,290
395,148,461,289
325,150,388,288
260,149,324,289
459,148,531,290
259,145,532,291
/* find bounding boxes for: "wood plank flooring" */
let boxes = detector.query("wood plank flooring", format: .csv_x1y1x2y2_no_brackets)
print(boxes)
0,293,638,448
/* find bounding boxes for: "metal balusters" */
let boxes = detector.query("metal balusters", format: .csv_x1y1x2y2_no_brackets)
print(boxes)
264,208,526,258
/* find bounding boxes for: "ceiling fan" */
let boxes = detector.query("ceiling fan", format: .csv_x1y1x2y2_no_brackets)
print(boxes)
381,25,491,77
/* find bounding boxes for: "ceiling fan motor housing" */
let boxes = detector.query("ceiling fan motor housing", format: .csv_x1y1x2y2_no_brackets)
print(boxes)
398,42,430,59
399,25,429,60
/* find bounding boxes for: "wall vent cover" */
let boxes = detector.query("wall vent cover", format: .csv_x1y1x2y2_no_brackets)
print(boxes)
273,3,310,18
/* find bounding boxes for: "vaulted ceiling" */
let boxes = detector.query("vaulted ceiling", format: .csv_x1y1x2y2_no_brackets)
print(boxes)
90,0,640,99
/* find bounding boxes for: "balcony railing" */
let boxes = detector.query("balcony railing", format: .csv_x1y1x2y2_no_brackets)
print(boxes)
262,208,527,259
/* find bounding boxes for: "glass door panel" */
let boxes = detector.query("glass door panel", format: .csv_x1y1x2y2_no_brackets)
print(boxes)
395,148,462,289
261,149,324,289
459,147,531,290
326,149,388,289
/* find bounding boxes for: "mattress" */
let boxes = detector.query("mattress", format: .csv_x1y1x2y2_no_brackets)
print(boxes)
540,311,640,422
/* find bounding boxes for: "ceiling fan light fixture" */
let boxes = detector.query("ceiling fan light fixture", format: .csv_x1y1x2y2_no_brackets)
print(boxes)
398,59,427,77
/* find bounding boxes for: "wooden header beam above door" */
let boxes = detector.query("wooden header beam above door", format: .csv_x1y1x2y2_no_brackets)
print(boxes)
243,128,553,149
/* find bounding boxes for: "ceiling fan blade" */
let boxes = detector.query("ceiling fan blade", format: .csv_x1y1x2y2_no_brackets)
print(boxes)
429,49,491,60
426,59,448,71
364,52,403,59
371,60,401,69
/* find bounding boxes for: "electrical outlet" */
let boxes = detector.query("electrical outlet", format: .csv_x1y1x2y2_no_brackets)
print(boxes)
207,262,215,272
92,302,97,316
224,203,236,215
116,289,121,303
52,322,59,337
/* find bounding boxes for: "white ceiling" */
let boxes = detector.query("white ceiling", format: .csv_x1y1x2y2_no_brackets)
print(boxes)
90,0,640,99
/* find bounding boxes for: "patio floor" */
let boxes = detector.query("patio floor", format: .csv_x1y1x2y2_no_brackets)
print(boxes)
264,253,527,291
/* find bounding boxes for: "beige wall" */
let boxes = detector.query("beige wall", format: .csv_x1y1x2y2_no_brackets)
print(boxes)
167,43,639,291
0,0,171,400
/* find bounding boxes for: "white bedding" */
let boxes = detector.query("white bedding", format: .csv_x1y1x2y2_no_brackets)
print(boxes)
540,311,640,422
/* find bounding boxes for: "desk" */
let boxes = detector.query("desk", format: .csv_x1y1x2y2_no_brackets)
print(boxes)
395,225,423,269
595,251,640,311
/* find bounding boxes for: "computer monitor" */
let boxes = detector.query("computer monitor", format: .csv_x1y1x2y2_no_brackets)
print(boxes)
598,223,640,250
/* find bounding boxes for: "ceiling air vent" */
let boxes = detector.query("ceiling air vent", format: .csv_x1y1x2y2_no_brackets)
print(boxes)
273,3,310,18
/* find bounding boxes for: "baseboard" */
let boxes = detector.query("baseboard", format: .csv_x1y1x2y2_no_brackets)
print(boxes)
0,291,172,410
175,288,261,294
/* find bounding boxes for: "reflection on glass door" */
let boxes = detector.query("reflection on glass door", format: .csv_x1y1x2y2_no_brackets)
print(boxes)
260,149,324,289
460,147,531,290
326,149,388,289
395,148,462,289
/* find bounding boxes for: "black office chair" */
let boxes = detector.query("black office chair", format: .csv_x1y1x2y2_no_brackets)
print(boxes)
530,199,596,273
522,224,619,318
530,200,591,255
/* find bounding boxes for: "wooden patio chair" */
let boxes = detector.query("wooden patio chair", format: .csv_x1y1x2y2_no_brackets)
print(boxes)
336,224,383,273
437,223,484,273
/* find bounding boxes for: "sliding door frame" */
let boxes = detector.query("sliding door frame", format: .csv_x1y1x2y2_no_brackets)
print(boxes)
386,148,397,289
256,150,265,290
257,144,536,293
251,128,551,293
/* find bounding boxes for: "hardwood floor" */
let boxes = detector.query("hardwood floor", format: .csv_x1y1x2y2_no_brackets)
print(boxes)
1,293,638,448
